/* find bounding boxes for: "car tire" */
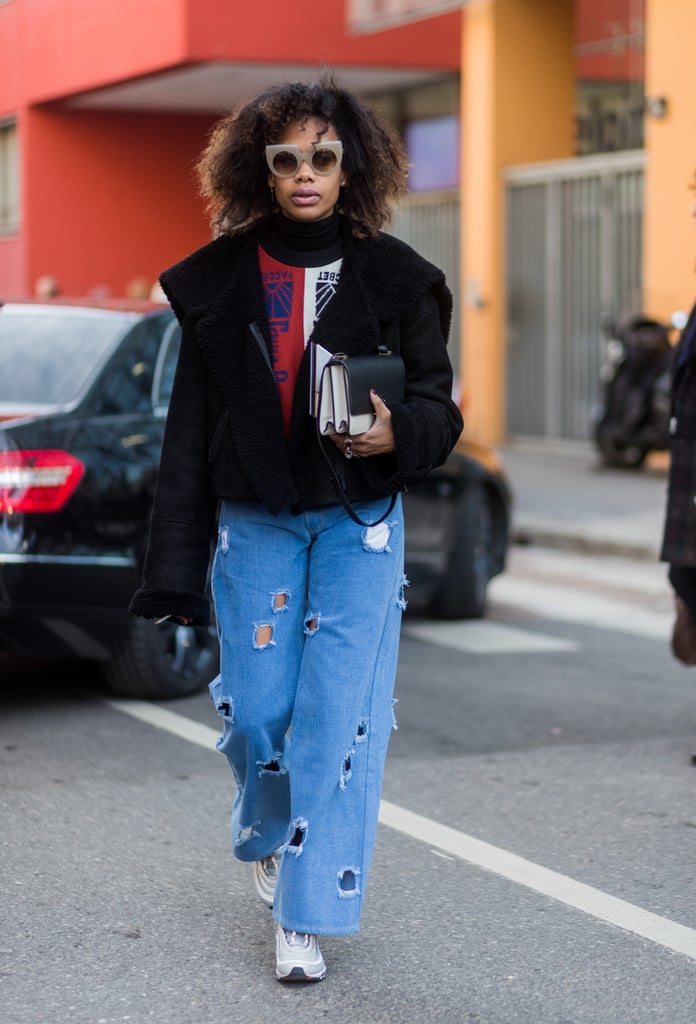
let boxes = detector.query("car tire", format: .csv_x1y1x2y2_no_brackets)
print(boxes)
103,616,220,700
428,483,492,620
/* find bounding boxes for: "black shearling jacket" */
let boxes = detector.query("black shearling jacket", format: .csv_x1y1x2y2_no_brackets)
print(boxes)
130,220,463,624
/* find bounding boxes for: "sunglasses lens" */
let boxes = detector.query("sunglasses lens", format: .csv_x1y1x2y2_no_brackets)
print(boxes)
311,147,339,173
271,150,299,176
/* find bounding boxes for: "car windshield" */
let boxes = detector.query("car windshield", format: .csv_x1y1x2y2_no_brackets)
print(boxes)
0,306,134,409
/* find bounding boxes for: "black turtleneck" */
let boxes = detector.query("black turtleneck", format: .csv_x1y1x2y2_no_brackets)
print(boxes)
260,211,343,268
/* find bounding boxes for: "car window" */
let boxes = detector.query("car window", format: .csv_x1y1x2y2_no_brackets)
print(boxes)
152,319,181,414
0,307,133,408
92,312,174,416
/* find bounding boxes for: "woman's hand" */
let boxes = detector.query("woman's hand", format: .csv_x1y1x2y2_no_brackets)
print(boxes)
329,390,396,459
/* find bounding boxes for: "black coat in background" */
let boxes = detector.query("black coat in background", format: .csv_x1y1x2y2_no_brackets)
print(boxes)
661,303,696,613
130,222,463,624
661,304,696,565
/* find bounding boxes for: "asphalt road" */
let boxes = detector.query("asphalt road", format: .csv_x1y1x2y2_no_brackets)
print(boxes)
2,545,696,1024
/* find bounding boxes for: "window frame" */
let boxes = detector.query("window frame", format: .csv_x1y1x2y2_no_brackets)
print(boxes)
0,118,20,234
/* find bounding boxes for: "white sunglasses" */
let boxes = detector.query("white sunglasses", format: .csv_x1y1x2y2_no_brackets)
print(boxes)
265,141,343,178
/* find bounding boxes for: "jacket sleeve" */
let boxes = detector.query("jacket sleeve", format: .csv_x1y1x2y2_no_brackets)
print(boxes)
129,314,216,624
360,289,463,494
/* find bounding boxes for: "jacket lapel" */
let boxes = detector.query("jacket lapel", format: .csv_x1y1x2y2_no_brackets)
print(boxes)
194,234,298,511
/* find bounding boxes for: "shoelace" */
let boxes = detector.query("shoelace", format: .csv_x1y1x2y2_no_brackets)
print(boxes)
283,929,311,948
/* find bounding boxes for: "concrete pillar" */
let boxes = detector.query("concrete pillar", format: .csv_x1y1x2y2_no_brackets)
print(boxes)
643,0,696,323
460,0,574,445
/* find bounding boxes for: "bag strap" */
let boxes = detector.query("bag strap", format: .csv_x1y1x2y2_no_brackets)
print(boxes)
315,367,397,527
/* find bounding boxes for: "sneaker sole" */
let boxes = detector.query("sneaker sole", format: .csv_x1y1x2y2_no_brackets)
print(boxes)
253,863,276,909
276,966,326,983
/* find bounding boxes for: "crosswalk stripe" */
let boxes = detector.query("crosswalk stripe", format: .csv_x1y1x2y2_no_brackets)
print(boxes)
403,619,578,654
490,575,671,640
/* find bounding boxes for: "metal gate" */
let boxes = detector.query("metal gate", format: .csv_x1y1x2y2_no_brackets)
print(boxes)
505,151,645,442
390,189,460,378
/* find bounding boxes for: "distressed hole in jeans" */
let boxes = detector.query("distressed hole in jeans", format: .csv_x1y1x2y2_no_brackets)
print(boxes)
282,817,308,857
253,623,275,649
397,574,410,611
337,868,361,898
339,748,355,791
273,590,290,612
355,717,368,743
361,520,392,553
256,757,286,777
216,698,234,721
304,613,320,636
235,821,260,847
219,526,229,554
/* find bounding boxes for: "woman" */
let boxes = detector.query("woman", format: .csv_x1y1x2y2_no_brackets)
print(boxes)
130,76,463,981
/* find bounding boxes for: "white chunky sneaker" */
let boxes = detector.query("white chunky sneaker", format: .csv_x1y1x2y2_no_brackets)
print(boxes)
253,853,279,908
275,924,326,982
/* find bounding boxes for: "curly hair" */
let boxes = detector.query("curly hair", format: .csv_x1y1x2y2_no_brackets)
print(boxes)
197,75,409,239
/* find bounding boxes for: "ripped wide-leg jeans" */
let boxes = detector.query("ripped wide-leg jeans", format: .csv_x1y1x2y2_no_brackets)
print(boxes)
210,496,406,936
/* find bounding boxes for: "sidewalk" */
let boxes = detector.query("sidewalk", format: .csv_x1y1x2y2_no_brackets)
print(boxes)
499,441,669,561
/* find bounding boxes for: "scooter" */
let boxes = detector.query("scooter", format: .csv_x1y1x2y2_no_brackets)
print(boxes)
592,314,673,468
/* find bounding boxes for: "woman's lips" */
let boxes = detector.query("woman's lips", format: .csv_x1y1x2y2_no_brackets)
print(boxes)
291,189,320,205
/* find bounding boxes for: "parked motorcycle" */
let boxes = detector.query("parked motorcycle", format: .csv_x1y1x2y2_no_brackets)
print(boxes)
592,314,673,468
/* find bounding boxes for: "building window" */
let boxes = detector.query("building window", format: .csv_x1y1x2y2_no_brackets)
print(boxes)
0,120,20,232
405,116,459,191
369,77,460,193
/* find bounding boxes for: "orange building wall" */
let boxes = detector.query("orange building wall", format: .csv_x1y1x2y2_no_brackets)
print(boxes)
460,0,574,446
643,0,696,322
24,109,215,297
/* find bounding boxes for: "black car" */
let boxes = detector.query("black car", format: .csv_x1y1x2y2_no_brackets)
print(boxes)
0,300,510,700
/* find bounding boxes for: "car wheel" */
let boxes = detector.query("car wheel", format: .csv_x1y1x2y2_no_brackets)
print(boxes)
428,483,492,620
103,616,220,700
619,444,648,468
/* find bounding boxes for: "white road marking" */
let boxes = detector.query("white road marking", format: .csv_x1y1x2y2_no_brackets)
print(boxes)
507,546,670,596
403,619,578,654
490,576,671,640
379,802,696,962
106,697,696,963
104,698,219,750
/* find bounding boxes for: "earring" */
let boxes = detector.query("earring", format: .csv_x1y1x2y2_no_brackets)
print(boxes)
270,184,277,207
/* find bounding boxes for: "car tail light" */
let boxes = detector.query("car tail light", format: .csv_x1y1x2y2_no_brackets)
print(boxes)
0,449,85,513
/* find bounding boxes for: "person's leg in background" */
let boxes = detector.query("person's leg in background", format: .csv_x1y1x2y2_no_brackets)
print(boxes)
668,564,696,665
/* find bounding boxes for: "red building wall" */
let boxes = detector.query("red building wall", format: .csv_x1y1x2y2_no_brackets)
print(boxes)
24,109,215,297
0,0,460,297
575,0,644,81
185,0,460,68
